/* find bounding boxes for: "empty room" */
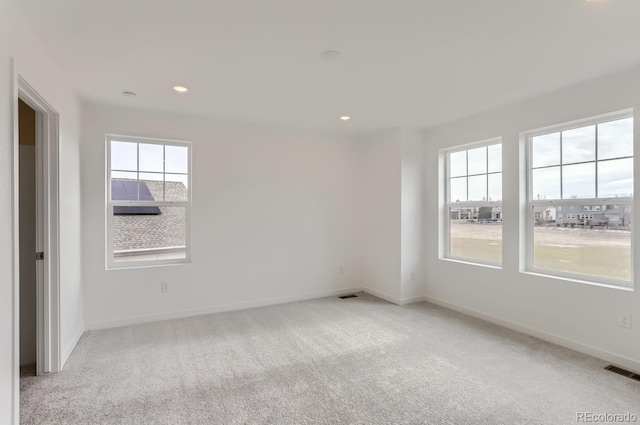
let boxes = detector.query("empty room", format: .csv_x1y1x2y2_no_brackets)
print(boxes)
2,0,640,424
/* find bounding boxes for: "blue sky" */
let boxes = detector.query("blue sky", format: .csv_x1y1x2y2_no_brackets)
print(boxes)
110,141,189,192
449,118,633,202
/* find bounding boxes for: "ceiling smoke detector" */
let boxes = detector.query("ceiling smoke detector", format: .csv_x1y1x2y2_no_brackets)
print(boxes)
321,50,341,61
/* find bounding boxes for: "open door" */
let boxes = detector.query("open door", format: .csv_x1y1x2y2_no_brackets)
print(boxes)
15,77,61,377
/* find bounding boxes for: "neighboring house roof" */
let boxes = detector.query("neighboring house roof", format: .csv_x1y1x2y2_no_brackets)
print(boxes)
113,180,187,252
533,206,555,213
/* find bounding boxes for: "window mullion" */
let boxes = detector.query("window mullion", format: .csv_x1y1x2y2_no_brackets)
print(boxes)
465,151,469,202
486,146,489,201
559,131,563,200
595,124,599,198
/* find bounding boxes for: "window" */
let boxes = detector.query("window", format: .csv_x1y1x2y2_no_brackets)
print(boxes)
106,135,191,268
444,139,502,266
527,112,633,286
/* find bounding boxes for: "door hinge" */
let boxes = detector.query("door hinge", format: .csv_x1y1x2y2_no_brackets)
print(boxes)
36,252,44,260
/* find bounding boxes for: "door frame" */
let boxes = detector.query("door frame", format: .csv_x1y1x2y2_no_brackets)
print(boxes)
11,65,62,421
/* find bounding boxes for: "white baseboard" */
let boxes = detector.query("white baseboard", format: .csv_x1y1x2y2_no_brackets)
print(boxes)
363,287,402,305
86,286,364,331
363,288,426,306
400,295,427,305
424,295,640,374
61,324,85,368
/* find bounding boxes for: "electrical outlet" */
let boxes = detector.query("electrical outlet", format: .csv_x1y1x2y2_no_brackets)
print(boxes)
161,282,169,293
618,313,632,329
340,265,344,274
410,272,416,281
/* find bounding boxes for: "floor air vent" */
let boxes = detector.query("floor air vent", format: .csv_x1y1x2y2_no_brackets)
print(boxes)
339,294,358,299
605,365,640,381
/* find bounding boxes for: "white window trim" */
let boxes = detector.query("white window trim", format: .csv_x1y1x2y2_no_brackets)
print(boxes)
106,134,192,269
524,109,634,288
443,137,503,267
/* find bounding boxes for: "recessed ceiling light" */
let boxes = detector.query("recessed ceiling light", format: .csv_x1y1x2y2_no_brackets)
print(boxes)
339,115,351,121
122,90,136,97
173,86,189,93
321,50,341,61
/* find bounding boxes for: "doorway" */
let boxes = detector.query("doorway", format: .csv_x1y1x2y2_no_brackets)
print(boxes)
18,99,37,377
14,76,61,381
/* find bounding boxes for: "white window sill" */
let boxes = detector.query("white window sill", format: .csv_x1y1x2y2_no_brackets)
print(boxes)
439,257,502,270
522,270,634,292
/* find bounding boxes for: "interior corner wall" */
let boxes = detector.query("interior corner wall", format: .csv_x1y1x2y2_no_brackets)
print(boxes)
400,128,424,303
80,103,363,329
423,65,640,372
1,0,83,423
358,128,402,303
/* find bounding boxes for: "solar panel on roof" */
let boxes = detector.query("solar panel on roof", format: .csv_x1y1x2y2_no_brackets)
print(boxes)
112,180,161,215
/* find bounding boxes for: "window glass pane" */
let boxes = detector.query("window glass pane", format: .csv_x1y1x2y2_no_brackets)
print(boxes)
139,143,164,172
139,175,163,202
449,208,502,264
165,145,189,174
468,175,487,201
598,118,633,160
139,172,163,181
562,125,595,164
488,144,502,173
598,158,633,198
111,171,137,180
111,177,141,201
450,151,466,178
532,133,560,168
467,147,487,175
450,177,467,202
111,141,137,171
112,205,187,263
532,167,560,200
138,177,164,202
488,173,502,202
165,174,189,202
562,162,595,199
533,205,631,281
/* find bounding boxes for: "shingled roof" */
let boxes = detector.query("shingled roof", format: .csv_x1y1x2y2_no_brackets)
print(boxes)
113,180,187,253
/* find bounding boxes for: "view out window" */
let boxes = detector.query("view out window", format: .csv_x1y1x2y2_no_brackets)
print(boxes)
445,139,503,266
527,113,633,285
106,135,191,268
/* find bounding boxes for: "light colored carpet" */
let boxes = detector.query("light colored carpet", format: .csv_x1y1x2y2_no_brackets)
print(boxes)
21,293,640,424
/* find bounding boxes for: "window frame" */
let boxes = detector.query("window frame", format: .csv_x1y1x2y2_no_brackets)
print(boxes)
106,134,192,269
443,137,503,267
524,110,634,288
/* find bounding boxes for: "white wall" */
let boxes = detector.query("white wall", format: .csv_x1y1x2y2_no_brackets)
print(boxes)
1,0,83,422
81,103,363,329
358,127,425,305
423,65,640,372
400,128,423,302
358,129,402,302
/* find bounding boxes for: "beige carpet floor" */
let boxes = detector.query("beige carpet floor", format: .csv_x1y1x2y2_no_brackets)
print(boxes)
20,293,640,424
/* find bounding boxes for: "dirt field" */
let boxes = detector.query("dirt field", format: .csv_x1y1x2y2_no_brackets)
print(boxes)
450,222,631,281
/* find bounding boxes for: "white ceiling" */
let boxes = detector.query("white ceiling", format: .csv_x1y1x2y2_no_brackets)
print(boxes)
17,0,640,133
